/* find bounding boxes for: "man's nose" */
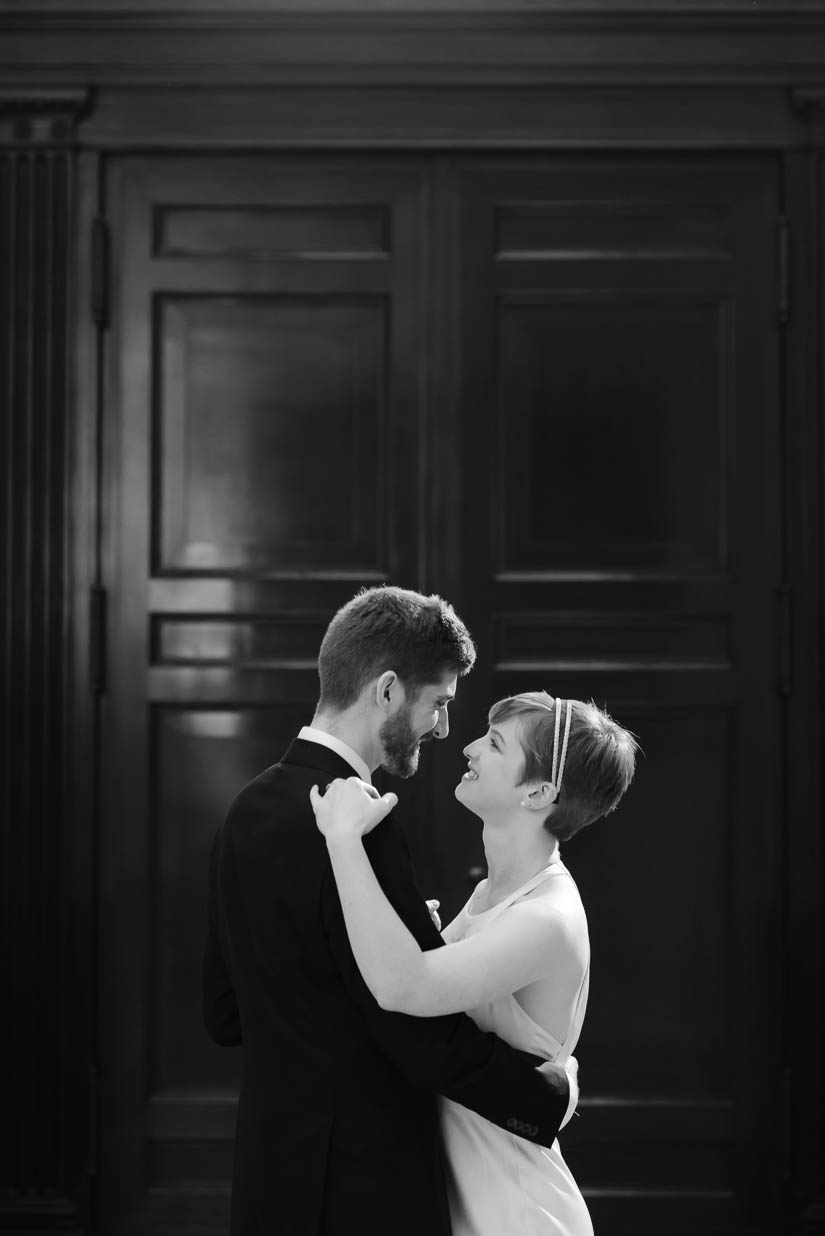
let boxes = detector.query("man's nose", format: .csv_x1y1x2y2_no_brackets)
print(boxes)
433,705,450,740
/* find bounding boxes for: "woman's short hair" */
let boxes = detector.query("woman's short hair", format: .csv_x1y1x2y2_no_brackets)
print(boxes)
489,690,638,844
318,586,476,712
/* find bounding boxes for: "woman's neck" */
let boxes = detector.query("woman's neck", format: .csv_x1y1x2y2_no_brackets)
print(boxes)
479,815,558,904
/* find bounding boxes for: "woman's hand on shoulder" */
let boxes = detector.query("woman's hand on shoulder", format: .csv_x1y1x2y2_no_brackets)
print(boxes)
309,777,398,844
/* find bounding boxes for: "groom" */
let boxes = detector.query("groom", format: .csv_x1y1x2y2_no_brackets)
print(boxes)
204,586,576,1236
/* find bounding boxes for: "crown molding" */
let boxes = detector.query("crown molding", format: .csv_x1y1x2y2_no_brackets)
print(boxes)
2,8,825,88
1,0,825,11
56,83,801,149
0,14,821,147
0,87,92,142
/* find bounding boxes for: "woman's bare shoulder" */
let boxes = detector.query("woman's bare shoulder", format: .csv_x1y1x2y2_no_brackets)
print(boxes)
517,878,590,983
521,871,588,933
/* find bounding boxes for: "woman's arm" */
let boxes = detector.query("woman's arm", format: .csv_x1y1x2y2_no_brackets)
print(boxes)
316,783,576,1148
321,826,567,1017
440,913,463,944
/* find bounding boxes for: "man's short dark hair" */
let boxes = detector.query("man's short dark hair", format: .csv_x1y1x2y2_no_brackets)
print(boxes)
317,586,476,712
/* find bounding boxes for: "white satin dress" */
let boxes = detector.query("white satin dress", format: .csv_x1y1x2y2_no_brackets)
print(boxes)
439,859,593,1236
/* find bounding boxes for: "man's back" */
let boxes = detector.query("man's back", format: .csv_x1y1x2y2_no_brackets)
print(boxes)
206,742,450,1235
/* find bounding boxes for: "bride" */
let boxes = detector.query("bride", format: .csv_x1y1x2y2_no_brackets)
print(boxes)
311,689,637,1236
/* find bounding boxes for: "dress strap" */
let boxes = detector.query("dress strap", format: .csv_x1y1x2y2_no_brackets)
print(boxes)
555,960,590,1062
471,860,566,926
516,855,590,1062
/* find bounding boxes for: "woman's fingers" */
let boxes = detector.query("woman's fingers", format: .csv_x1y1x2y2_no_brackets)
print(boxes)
374,791,398,817
309,778,397,836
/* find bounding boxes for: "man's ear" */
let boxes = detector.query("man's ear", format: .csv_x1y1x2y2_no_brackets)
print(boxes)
520,782,557,812
374,670,401,713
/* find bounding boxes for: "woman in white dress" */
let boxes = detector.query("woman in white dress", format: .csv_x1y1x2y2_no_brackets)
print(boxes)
310,690,637,1236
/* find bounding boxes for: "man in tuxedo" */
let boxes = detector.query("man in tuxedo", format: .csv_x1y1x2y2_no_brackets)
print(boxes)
204,586,576,1236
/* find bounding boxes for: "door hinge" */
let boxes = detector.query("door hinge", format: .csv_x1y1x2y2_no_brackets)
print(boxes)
87,1062,99,1178
91,216,110,329
781,1065,793,1191
777,216,790,326
777,584,792,696
89,586,107,695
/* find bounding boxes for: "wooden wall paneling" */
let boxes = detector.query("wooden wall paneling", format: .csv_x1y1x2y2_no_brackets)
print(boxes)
3,9,825,155
783,93,825,1236
97,154,429,1235
69,146,105,1236
0,11,823,1236
450,157,784,1234
65,87,802,153
408,154,471,902
3,5,825,93
0,89,92,1234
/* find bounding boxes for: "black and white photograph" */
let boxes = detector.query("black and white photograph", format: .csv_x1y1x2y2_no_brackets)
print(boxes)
2,2,825,1234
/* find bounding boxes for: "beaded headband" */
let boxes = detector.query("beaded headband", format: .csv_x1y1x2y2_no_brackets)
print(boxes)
532,696,573,802
552,698,573,801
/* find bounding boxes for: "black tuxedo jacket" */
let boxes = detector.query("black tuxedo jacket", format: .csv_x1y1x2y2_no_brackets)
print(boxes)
203,738,571,1236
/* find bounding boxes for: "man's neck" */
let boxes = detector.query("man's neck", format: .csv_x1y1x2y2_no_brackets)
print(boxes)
310,710,379,774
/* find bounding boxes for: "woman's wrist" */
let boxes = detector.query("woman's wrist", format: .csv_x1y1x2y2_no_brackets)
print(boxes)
325,831,363,853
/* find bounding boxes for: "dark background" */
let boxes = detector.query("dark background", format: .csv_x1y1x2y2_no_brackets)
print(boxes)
1,3,824,1234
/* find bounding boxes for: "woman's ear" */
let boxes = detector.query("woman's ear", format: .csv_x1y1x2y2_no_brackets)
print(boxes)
520,782,557,811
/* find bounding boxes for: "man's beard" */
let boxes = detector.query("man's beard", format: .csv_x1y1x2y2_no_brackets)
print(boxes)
379,706,430,779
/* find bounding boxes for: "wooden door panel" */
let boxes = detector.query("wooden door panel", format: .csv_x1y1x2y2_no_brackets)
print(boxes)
447,159,782,1234
153,201,390,259
157,297,388,573
572,707,731,1095
100,155,427,1234
496,296,728,572
151,708,310,1093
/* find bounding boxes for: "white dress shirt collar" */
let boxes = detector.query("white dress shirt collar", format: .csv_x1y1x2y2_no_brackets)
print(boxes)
297,725,373,785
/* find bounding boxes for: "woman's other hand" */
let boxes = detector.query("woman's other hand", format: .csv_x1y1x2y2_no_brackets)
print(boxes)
310,777,398,843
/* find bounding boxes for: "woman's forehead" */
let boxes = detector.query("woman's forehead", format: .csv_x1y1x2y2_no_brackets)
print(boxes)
488,714,524,746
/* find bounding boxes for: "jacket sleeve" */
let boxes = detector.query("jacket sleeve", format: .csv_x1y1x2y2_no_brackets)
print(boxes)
320,816,571,1150
203,829,242,1047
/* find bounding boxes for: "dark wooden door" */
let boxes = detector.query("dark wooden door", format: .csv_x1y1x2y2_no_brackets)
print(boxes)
98,155,429,1233
98,153,785,1236
437,157,784,1234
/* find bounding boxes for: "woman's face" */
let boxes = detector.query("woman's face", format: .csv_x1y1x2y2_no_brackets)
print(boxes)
455,714,529,816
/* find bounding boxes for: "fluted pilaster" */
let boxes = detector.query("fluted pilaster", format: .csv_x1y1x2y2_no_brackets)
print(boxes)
0,89,90,1232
